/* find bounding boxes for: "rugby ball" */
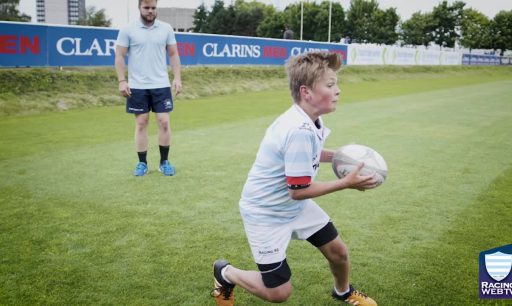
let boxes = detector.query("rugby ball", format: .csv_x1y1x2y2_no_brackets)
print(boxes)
332,144,388,186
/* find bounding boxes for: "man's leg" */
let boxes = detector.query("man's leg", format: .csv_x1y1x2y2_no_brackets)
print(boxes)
155,112,171,148
135,113,150,152
155,112,175,176
133,113,149,176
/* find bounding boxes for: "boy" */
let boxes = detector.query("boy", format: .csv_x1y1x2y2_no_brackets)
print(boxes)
212,52,378,305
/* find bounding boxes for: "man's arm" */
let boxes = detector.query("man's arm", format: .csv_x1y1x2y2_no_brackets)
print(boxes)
167,44,182,96
115,45,131,97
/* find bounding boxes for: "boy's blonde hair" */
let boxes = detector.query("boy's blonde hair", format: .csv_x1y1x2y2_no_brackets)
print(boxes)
286,52,342,103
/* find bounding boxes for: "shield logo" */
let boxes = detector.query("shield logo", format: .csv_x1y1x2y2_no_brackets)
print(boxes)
485,251,512,281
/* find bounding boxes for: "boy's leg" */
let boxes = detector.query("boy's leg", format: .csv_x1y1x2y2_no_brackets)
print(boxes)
318,236,350,293
213,260,292,304
225,263,292,302
213,220,294,304
315,233,377,306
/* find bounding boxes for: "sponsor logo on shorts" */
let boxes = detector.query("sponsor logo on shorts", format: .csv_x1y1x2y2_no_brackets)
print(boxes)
480,244,512,299
164,99,173,109
259,248,280,256
128,107,144,112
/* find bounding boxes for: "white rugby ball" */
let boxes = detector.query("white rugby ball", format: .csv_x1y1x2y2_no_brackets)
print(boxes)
332,144,388,186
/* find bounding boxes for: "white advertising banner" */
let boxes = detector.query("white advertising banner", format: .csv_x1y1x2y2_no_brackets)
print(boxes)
347,44,462,65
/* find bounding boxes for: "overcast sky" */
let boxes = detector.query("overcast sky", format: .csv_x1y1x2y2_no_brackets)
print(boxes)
18,0,512,29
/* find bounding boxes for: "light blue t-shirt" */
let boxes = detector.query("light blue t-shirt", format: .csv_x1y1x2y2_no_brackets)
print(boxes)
240,104,331,225
116,19,177,89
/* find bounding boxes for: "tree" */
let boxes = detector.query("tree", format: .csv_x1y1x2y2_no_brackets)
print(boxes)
230,0,270,37
459,8,490,51
489,10,512,55
0,0,31,22
283,2,323,41
281,1,346,42
313,1,345,42
346,0,379,43
302,2,325,41
205,0,232,34
193,3,209,33
77,6,111,27
346,0,399,44
256,10,285,38
401,12,435,46
281,3,302,40
370,7,399,44
431,0,465,48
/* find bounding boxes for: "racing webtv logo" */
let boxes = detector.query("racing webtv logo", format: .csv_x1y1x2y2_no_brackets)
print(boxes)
479,244,512,299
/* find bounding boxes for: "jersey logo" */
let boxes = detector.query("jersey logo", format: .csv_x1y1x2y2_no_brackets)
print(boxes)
299,122,313,132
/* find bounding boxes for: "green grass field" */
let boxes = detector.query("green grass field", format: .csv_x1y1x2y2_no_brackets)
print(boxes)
1,67,512,305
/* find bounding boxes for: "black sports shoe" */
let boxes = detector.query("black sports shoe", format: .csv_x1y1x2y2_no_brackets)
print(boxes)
211,260,235,306
332,284,377,306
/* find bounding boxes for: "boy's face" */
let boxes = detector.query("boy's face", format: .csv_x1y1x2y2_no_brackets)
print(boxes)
306,69,340,115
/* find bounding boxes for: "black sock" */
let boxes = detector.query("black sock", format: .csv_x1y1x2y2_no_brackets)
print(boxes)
137,151,147,164
159,145,170,164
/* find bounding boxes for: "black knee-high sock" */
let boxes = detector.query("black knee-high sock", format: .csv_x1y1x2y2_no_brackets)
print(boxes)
159,145,169,164
137,151,147,164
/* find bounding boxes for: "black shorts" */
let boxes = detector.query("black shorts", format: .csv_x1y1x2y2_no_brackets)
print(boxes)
126,87,173,114
257,222,338,288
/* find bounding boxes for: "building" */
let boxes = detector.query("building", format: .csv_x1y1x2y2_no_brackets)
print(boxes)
36,0,86,25
157,7,195,32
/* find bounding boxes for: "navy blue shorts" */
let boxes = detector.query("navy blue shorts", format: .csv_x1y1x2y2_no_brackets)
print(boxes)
126,87,173,114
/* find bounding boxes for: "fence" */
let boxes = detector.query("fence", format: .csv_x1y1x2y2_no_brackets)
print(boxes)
0,21,347,67
1,21,510,67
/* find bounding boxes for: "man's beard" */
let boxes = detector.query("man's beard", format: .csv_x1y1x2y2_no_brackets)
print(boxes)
141,12,156,23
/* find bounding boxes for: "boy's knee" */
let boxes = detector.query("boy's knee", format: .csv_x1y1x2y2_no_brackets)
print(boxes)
265,286,292,303
325,240,349,263
258,259,293,302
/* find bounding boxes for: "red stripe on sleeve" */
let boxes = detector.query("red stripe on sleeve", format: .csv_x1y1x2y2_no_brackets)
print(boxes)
286,176,311,189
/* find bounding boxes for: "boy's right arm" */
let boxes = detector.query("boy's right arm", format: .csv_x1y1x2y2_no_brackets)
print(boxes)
288,163,378,200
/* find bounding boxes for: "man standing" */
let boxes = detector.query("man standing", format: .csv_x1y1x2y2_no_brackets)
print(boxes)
283,25,294,40
115,0,182,176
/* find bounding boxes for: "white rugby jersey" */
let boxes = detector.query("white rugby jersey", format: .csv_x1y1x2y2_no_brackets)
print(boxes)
240,104,331,225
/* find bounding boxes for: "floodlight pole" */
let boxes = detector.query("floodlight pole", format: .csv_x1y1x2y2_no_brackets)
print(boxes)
328,0,332,42
300,1,303,40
